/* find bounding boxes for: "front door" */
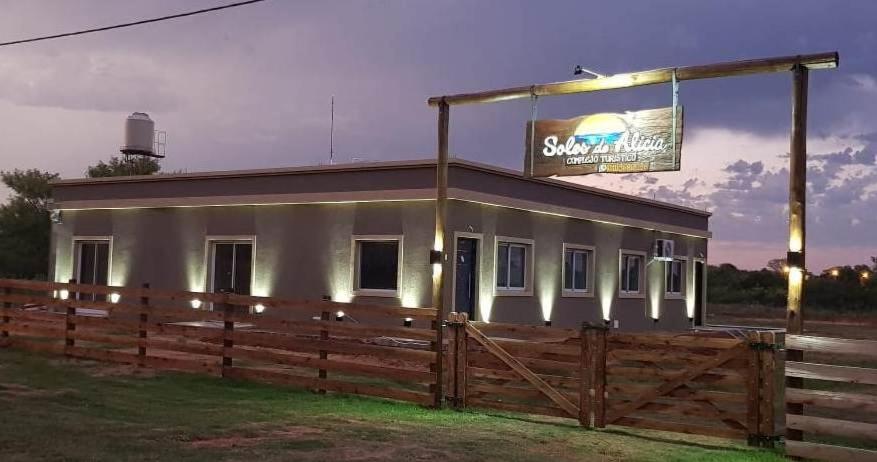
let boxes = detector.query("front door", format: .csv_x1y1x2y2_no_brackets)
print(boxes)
455,237,478,320
75,240,110,301
210,241,253,299
694,261,705,326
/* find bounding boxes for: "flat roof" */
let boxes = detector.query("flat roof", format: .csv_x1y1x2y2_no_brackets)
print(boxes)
50,158,710,238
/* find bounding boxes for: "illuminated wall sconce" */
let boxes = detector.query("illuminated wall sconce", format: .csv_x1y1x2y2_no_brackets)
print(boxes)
335,310,345,321
254,303,266,314
786,251,804,272
403,317,413,328
58,289,70,300
544,320,552,327
109,293,121,304
190,299,202,309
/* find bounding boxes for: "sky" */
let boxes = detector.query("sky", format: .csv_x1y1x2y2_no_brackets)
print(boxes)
0,0,875,271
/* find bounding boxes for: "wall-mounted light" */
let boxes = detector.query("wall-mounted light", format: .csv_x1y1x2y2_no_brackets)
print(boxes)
58,289,69,300
254,303,266,314
335,310,345,321
109,293,121,304
403,317,413,328
830,268,840,278
190,299,202,309
543,320,552,327
786,251,804,272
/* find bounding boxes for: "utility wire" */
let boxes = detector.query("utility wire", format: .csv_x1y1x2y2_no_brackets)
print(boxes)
0,0,269,48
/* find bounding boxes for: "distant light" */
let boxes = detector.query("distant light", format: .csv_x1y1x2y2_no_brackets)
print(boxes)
190,299,202,309
109,293,121,304
254,303,266,314
58,289,69,300
863,271,871,280
782,265,791,274
830,268,839,277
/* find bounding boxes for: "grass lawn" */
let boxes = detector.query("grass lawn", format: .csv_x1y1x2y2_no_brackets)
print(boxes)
0,348,784,462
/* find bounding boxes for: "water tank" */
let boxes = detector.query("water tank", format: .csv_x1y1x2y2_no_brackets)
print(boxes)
120,112,155,156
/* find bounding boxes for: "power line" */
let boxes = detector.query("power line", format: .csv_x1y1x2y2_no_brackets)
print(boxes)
0,0,269,48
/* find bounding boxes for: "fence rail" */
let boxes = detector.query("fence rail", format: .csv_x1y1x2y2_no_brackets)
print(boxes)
784,334,877,462
0,278,441,407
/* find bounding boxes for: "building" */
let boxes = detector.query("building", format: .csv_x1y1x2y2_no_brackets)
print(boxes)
48,159,710,330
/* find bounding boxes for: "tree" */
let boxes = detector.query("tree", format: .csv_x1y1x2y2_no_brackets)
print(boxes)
766,258,787,273
86,155,160,178
0,169,59,279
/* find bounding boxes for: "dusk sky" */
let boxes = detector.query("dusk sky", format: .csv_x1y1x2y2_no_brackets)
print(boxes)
0,0,875,271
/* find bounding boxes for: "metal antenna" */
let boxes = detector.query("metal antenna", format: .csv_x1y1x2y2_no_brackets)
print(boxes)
329,96,335,165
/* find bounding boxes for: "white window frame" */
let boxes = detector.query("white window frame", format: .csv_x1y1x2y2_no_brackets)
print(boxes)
71,236,114,286
204,235,257,296
351,235,403,298
561,243,595,298
664,256,687,300
494,236,534,297
618,249,647,299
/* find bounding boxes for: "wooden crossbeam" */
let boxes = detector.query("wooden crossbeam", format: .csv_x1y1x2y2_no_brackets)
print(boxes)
606,344,746,424
465,323,580,418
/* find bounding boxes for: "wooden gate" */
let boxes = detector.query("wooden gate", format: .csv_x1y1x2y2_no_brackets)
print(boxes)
445,313,777,443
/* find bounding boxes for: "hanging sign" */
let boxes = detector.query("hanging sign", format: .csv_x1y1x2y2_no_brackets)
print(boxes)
524,106,683,177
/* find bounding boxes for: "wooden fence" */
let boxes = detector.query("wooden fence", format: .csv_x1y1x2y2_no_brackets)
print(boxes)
446,312,778,444
784,334,877,461
0,278,441,407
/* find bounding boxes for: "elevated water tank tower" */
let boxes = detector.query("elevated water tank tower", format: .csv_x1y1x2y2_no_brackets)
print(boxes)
120,112,165,158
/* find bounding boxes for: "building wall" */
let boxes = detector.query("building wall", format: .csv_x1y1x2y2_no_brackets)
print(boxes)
444,200,707,331
51,199,707,331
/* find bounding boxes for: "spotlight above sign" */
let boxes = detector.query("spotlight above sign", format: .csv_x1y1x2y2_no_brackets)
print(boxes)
524,106,683,177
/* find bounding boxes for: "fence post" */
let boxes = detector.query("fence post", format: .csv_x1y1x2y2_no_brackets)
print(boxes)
458,312,468,408
746,331,761,446
594,324,607,428
758,331,777,447
318,310,330,394
138,283,149,367
446,312,458,406
580,323,594,428
1,286,10,343
221,297,234,378
64,279,77,355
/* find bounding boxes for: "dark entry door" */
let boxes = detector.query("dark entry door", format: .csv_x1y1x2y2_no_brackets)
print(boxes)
455,237,478,320
211,242,253,296
694,261,705,326
76,241,109,301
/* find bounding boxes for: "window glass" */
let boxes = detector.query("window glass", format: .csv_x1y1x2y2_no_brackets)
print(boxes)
621,253,643,293
358,240,399,291
509,245,526,288
564,249,590,291
497,242,528,290
496,243,509,288
666,259,684,294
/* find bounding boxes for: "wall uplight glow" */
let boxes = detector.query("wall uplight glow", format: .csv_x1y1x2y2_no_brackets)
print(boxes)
540,291,555,322
479,294,494,323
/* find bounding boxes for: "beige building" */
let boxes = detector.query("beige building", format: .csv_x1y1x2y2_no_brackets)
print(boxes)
49,159,710,331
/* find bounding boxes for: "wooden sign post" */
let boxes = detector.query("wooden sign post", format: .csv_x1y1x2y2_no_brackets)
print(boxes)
427,53,837,412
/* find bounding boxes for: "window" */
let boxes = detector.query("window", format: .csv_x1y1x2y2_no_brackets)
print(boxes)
563,244,594,296
73,238,111,301
665,259,685,297
209,240,253,296
354,238,401,296
619,251,645,296
496,239,532,294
